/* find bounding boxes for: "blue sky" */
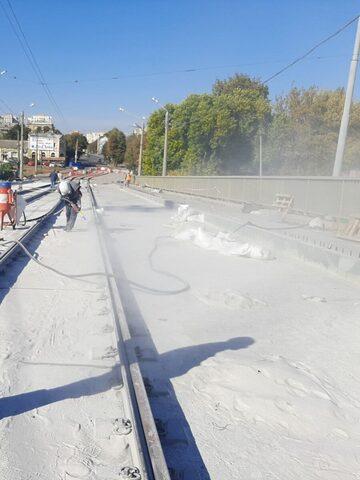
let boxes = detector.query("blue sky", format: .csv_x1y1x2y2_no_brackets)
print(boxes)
0,0,359,133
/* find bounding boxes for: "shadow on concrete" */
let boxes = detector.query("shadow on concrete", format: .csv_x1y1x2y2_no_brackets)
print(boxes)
0,367,119,419
103,205,162,213
0,212,61,305
100,220,255,479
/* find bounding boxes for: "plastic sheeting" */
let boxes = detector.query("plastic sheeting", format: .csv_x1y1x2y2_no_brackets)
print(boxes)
171,204,204,224
174,227,273,260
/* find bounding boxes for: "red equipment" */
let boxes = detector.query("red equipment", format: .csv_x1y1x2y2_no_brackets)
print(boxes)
0,181,16,230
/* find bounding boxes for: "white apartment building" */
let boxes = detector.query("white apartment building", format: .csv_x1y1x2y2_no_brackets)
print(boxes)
86,131,105,144
0,114,19,130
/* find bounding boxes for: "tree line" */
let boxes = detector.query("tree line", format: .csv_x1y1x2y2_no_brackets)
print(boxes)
140,74,360,176
58,73,360,175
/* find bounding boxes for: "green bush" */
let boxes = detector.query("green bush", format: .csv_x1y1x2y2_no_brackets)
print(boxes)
0,163,14,180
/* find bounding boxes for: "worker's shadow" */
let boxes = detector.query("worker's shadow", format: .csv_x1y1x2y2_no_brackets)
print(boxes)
0,340,253,480
0,213,254,479
100,229,255,480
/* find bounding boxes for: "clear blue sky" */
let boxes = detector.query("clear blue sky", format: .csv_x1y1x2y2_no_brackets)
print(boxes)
0,0,359,133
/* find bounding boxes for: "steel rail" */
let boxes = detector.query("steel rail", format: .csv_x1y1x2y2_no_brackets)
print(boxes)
0,198,62,266
88,184,171,480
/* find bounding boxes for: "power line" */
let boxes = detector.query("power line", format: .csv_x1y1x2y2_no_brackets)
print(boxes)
0,98,15,115
0,0,68,125
263,15,360,83
37,54,348,86
5,0,67,123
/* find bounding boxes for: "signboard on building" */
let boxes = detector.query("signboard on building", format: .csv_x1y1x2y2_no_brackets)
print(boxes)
29,136,55,150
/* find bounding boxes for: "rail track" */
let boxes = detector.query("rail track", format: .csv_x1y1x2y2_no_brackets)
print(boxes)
0,180,171,480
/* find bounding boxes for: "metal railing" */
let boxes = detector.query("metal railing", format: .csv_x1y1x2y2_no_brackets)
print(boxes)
136,175,360,217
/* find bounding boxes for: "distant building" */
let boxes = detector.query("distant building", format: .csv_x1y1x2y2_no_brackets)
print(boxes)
97,135,108,154
86,131,105,144
0,139,27,162
27,114,54,132
27,133,65,162
0,114,19,131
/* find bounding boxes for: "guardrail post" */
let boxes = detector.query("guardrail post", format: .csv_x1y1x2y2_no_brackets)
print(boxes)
339,179,345,217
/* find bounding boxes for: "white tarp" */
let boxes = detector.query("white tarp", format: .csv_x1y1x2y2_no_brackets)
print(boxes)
174,226,273,260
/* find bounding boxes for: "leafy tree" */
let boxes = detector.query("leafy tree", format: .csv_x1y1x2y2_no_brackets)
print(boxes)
125,132,147,171
143,105,177,175
264,87,360,175
143,74,271,175
0,163,14,180
213,73,269,98
63,132,88,160
103,128,126,165
4,125,30,140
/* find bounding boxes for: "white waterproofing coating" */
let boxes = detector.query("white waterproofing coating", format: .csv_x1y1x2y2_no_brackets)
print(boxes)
309,217,324,229
174,226,273,260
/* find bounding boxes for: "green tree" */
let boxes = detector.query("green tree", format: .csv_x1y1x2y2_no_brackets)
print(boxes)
264,87,360,175
143,73,271,175
4,125,30,140
143,105,177,175
213,73,269,98
63,132,88,160
103,128,126,165
0,163,14,180
125,132,147,171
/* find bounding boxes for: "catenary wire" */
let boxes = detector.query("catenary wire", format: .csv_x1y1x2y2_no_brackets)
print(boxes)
0,0,68,125
263,15,360,83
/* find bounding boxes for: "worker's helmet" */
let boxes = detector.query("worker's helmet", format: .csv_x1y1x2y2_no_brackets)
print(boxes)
59,180,71,196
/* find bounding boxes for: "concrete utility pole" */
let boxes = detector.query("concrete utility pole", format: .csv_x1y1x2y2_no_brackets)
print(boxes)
151,97,169,176
259,130,263,177
333,17,360,177
35,133,39,175
19,111,24,180
74,138,79,162
163,109,169,177
138,121,145,176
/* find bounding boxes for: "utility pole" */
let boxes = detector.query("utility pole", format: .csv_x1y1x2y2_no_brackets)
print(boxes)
19,111,24,180
74,138,79,162
259,130,263,177
333,17,360,177
138,121,145,176
16,128,20,173
163,109,169,176
151,98,169,176
35,132,39,175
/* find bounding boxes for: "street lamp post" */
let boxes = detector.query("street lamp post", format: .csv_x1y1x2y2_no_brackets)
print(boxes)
19,111,25,179
19,102,35,180
118,107,146,176
152,97,169,177
133,121,145,176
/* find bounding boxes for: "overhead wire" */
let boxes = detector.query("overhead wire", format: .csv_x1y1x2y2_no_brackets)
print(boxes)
263,15,360,83
43,54,350,86
0,0,68,126
0,98,15,115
